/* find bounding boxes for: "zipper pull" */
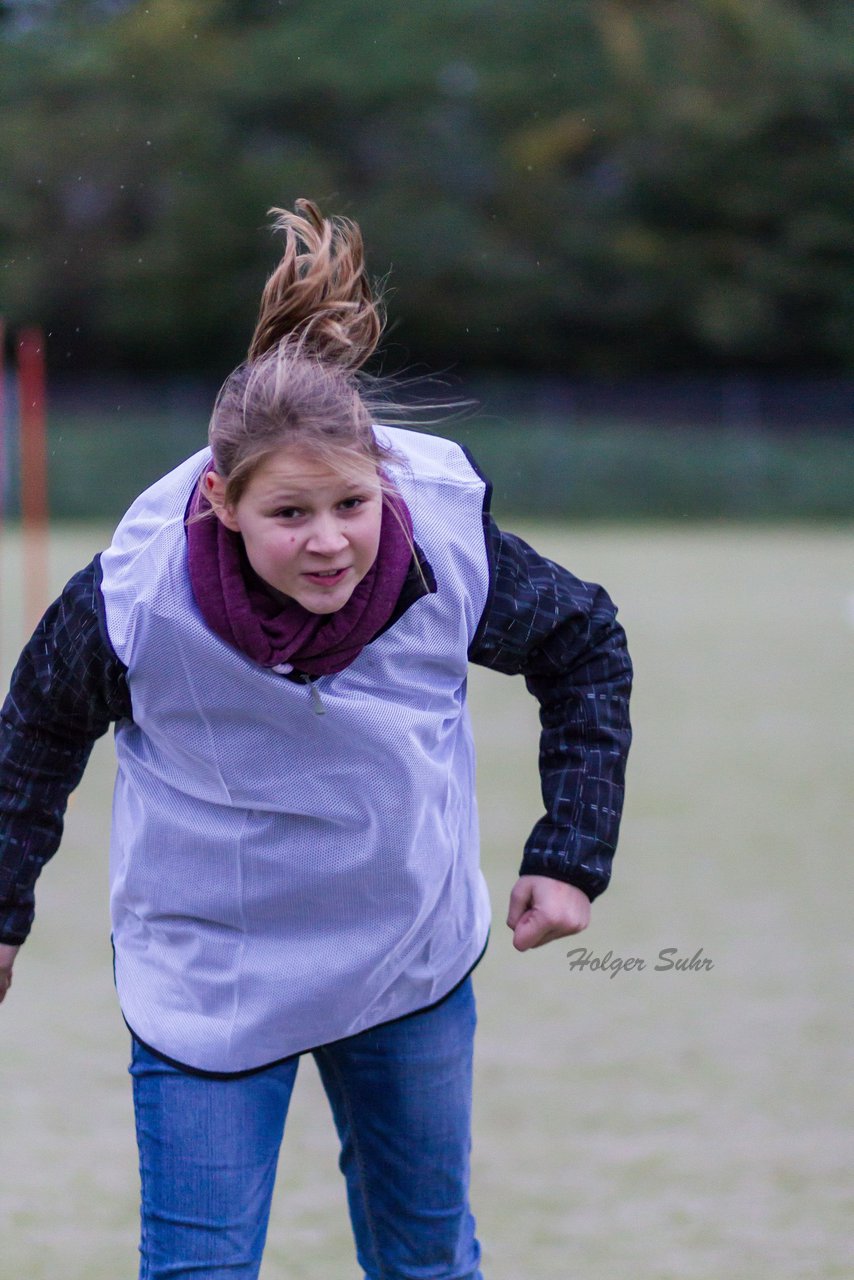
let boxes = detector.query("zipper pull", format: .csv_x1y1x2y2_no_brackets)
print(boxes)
303,674,326,716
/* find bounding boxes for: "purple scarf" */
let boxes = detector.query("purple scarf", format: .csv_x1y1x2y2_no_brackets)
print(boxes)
186,470,414,676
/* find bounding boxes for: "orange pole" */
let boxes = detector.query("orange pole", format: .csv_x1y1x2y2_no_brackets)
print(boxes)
17,327,49,632
0,318,5,672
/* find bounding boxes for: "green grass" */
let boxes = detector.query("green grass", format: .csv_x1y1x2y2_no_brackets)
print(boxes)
1,523,852,1279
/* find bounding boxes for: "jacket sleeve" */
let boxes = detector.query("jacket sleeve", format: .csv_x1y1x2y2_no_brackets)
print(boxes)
0,556,131,945
468,518,632,901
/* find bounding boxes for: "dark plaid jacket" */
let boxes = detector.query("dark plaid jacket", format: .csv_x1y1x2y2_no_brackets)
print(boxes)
0,518,632,945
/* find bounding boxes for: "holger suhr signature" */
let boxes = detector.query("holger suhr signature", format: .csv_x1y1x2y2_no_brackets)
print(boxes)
566,946,714,978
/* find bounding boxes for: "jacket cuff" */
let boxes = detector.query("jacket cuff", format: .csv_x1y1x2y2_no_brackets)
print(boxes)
0,924,31,946
0,897,35,946
520,835,612,902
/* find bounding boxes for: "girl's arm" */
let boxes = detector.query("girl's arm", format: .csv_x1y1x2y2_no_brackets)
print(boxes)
0,558,131,957
469,519,633,921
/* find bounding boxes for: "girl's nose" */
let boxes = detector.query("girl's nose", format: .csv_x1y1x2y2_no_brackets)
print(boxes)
305,516,348,555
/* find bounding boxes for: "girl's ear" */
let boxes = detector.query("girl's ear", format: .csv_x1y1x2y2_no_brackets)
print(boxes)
204,470,241,532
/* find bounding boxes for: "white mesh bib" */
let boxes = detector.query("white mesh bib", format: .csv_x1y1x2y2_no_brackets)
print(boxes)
100,427,492,1072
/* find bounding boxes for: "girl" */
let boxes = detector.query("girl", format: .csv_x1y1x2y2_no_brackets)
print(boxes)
0,200,632,1280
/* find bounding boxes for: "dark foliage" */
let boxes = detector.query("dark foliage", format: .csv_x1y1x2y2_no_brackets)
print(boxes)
1,0,852,374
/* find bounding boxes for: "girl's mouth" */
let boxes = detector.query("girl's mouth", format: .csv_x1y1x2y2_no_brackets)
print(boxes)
303,568,349,586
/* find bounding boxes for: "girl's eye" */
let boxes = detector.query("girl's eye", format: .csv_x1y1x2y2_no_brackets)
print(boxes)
339,497,364,511
275,507,303,520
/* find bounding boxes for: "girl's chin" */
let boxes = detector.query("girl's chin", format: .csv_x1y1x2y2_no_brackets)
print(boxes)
294,583,356,614
257,569,358,614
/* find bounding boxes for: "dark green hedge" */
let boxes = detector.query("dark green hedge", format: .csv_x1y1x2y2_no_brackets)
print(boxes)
20,412,854,522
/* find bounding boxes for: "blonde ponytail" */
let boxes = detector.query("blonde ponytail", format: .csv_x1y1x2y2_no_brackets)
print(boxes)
206,198,455,517
247,199,384,369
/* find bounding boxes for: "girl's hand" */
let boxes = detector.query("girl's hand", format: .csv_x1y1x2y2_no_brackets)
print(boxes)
0,943,19,1004
507,876,591,951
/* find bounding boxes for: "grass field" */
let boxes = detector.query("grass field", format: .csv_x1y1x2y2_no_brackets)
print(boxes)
1,522,852,1280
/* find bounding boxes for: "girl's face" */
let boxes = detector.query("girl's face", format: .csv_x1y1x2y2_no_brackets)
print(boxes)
206,447,383,614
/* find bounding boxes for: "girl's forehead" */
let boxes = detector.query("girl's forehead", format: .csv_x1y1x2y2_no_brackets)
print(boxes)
249,446,379,495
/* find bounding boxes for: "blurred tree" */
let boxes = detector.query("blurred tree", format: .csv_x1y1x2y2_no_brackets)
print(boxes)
0,0,851,373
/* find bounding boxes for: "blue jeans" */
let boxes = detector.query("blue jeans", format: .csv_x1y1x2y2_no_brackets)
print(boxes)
129,976,483,1279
